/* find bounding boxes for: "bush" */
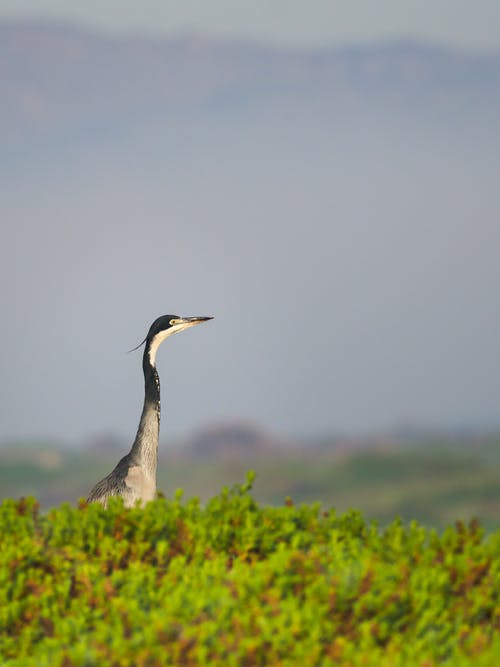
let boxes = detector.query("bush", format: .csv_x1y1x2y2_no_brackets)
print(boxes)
1,473,500,666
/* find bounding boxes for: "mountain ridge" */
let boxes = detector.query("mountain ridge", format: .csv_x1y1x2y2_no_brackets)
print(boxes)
2,18,499,156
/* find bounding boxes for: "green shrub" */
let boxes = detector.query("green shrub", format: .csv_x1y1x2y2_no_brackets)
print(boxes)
1,473,500,666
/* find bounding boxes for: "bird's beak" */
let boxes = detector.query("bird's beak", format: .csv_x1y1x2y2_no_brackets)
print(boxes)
171,316,214,328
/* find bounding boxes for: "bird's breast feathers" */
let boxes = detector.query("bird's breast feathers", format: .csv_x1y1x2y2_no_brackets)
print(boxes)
124,465,156,504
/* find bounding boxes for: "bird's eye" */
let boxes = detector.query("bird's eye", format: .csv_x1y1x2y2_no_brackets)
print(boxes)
169,318,177,326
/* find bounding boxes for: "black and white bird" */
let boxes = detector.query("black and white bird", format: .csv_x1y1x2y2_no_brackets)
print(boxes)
87,314,213,507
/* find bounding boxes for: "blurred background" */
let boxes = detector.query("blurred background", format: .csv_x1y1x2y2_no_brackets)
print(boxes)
1,1,499,528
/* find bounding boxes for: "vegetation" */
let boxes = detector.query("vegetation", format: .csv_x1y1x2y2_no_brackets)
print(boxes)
1,474,500,666
1,437,500,530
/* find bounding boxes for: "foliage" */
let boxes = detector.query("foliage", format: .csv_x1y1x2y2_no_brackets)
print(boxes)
1,473,500,666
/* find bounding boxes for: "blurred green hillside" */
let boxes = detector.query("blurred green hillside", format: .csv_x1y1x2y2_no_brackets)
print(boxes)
0,436,499,530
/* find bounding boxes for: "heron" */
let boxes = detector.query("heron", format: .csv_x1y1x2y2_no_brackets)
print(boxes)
87,314,213,507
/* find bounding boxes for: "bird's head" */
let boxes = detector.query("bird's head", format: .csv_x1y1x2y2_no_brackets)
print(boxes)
132,314,213,367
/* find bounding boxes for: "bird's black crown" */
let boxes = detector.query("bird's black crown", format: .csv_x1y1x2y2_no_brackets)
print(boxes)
147,315,180,340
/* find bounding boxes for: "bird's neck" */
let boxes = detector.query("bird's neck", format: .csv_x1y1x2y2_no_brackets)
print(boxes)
129,349,161,475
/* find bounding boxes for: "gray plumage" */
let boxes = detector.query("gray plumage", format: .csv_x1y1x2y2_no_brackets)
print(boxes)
86,314,212,507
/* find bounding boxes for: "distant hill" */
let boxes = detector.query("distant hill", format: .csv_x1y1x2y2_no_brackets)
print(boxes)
187,421,288,458
1,436,500,529
2,19,499,154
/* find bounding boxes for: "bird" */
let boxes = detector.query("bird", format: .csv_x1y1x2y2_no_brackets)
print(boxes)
87,314,213,507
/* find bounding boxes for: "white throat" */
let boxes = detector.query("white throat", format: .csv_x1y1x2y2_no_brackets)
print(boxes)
148,322,196,366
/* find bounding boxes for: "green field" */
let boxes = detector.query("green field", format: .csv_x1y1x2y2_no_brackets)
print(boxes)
2,477,500,666
2,440,500,665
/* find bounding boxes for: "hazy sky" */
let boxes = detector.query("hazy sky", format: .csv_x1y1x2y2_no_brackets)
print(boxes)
0,18,499,444
1,0,500,50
